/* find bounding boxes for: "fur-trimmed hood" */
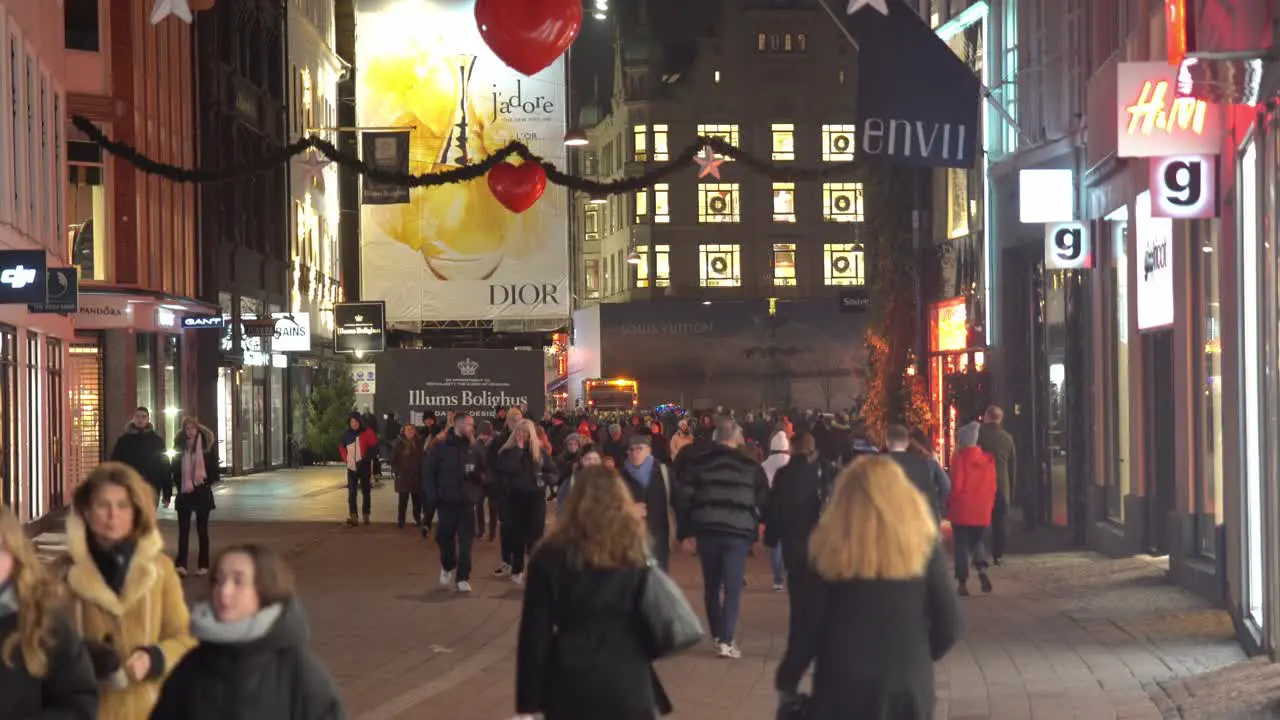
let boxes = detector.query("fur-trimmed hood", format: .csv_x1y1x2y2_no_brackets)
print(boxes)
64,512,165,618
173,423,215,451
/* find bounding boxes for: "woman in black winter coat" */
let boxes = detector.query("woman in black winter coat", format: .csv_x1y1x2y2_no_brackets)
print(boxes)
169,417,220,576
494,419,558,586
0,506,98,720
515,466,674,720
762,433,835,600
776,456,961,720
151,543,343,720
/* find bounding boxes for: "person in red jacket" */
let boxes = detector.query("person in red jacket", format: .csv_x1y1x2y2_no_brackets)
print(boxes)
947,421,998,596
339,412,380,526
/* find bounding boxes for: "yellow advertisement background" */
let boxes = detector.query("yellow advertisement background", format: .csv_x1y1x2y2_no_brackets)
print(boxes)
354,0,569,324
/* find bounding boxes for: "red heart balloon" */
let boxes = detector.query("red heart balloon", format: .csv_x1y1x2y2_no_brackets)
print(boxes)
487,161,548,214
475,0,582,77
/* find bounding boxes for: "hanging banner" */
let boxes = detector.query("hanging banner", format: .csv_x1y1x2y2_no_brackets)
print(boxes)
334,301,386,354
1149,155,1219,219
354,0,570,325
843,0,980,168
360,131,411,205
374,348,545,423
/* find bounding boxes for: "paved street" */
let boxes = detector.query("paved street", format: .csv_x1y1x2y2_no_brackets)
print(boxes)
34,466,1279,718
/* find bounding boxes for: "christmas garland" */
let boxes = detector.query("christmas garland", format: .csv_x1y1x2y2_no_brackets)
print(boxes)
70,115,864,195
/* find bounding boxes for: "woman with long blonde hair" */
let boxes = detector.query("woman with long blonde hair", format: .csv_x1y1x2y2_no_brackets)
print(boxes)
494,419,556,585
514,466,678,719
774,455,960,720
0,506,97,718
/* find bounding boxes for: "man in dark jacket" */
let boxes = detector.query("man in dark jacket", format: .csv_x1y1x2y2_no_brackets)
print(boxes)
885,424,950,523
110,406,170,507
423,413,487,593
977,405,1017,563
673,417,769,660
620,434,674,570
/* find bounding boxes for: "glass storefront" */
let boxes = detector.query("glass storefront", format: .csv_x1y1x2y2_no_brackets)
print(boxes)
217,366,232,469
45,339,64,510
1194,221,1225,558
1238,136,1265,628
23,333,42,521
161,335,182,443
136,333,156,414
0,327,17,509
270,365,285,466
1103,213,1132,522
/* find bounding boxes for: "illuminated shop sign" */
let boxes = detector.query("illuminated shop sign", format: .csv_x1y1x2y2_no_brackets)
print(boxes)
1150,154,1219,219
1044,222,1093,270
1118,62,1220,157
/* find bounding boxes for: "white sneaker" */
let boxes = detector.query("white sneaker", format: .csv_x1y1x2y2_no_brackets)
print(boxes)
456,580,472,593
175,567,187,578
492,563,512,577
717,642,741,659
439,569,453,587
511,572,524,586
195,568,209,577
773,583,785,592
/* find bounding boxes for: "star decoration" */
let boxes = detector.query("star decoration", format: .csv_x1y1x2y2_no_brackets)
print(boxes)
296,151,333,186
694,146,724,179
150,0,193,25
847,0,889,15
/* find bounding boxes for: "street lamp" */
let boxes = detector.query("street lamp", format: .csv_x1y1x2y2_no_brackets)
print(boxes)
564,129,589,146
587,194,608,205
626,250,641,264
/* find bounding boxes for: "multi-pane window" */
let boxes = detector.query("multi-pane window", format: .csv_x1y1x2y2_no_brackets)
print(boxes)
11,37,21,225
772,183,796,223
65,0,102,51
772,243,797,286
652,124,670,161
698,183,740,223
635,189,648,222
39,74,48,241
696,124,738,160
584,207,599,235
633,124,648,161
584,258,600,299
53,93,62,243
653,183,670,223
758,32,807,53
823,243,866,286
822,182,865,222
26,55,35,229
67,142,110,281
772,123,795,161
821,124,857,161
699,244,741,287
634,244,672,288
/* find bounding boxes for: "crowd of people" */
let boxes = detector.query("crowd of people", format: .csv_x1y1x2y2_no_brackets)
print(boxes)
0,400,1018,719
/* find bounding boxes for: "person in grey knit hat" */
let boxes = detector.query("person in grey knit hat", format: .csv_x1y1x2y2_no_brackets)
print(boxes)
948,421,998,596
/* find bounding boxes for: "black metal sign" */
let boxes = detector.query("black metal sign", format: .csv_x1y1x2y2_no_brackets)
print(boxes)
182,315,225,330
0,250,47,305
28,267,79,314
334,301,387,354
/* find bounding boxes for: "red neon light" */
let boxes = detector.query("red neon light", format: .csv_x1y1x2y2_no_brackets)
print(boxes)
1165,0,1188,67
1125,80,1207,136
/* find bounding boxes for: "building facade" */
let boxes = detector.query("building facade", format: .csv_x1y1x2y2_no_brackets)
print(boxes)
63,0,207,505
0,0,74,525
192,0,291,474
285,0,346,461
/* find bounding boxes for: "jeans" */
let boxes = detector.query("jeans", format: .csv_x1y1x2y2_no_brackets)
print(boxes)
952,524,989,581
505,492,546,575
989,489,1008,560
697,535,751,644
770,543,785,586
347,469,372,517
174,493,211,570
397,492,423,527
436,503,476,581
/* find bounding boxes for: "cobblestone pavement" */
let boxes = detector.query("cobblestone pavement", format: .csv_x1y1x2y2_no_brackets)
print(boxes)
32,468,1279,718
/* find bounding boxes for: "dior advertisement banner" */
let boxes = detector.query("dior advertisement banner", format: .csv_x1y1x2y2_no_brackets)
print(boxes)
374,348,545,424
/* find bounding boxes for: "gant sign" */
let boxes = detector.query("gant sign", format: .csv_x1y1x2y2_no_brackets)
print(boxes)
1117,62,1221,157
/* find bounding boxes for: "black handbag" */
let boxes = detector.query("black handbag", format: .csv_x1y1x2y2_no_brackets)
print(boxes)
636,560,705,659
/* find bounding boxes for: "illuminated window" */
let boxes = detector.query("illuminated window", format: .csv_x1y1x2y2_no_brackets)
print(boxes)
773,183,796,223
772,243,797,286
797,33,807,52
823,182,864,222
652,124,669,161
635,245,650,288
947,168,970,239
824,243,866,286
757,32,767,51
633,124,648,161
696,124,738,160
653,183,670,223
698,183,740,223
584,207,599,234
653,244,670,287
635,189,648,222
784,33,794,52
584,258,601,299
821,124,857,161
772,123,795,161
699,244,741,287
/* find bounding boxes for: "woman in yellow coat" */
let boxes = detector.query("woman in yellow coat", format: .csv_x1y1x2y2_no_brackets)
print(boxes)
60,462,196,719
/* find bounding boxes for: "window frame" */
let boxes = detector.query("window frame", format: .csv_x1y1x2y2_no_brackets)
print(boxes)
698,244,742,288
823,242,867,286
633,124,648,162
772,182,797,223
771,123,796,161
698,183,741,223
821,124,858,162
822,182,865,223
772,243,798,287
653,183,671,223
696,124,739,161
652,124,670,162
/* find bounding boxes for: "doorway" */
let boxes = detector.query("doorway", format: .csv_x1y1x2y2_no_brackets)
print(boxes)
1142,330,1175,555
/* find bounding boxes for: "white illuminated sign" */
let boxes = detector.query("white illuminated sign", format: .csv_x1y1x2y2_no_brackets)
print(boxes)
1135,191,1175,331
1019,169,1074,223
1,265,37,289
269,312,312,352
1044,222,1093,270
1150,155,1218,219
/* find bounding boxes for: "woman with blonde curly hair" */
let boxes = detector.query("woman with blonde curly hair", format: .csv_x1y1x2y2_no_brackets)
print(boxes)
494,418,557,586
775,455,961,720
61,462,196,719
515,466,685,720
0,506,97,718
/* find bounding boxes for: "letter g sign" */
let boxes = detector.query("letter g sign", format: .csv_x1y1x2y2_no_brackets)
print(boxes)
1150,154,1218,219
1044,221,1092,270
